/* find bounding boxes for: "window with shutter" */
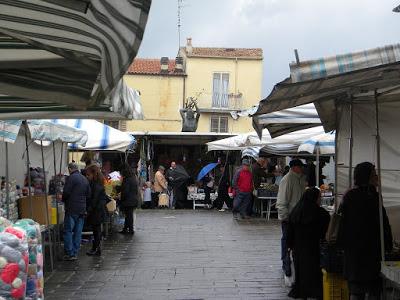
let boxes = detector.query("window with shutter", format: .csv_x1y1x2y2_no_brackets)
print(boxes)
212,73,229,108
210,116,228,133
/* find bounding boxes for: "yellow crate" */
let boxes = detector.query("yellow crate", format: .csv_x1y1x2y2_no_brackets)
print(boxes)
323,269,349,300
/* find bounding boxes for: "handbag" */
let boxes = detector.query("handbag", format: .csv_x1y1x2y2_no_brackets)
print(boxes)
326,206,343,244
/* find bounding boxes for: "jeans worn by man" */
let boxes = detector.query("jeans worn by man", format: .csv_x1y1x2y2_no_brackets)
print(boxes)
64,214,85,258
62,163,91,261
233,192,252,218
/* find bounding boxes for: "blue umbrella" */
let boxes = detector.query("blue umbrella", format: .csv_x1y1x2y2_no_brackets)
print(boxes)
197,163,219,181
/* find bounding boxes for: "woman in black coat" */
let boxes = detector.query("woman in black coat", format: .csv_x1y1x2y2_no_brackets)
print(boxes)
85,165,107,256
119,164,139,235
287,187,330,300
339,162,392,299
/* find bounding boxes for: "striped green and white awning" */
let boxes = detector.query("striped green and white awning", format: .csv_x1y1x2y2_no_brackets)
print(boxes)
0,0,151,119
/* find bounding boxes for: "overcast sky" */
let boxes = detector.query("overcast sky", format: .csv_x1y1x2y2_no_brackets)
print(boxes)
138,0,400,98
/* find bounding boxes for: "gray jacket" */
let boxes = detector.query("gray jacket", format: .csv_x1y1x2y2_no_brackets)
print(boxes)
62,170,91,216
276,170,306,221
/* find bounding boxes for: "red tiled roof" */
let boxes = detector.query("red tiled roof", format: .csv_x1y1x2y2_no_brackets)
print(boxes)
126,58,185,75
181,47,263,59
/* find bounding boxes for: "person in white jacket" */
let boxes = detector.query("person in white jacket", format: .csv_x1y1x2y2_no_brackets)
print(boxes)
276,159,306,281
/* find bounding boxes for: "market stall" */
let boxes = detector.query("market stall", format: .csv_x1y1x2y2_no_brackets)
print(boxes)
252,43,400,296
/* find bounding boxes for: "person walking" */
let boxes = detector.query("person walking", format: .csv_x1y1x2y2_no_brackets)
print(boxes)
202,172,214,209
232,159,253,219
339,162,392,300
276,159,306,282
214,165,232,211
154,165,168,208
62,162,91,261
119,164,139,235
287,187,330,299
85,165,107,256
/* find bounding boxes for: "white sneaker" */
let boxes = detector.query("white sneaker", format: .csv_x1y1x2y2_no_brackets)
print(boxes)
219,209,225,212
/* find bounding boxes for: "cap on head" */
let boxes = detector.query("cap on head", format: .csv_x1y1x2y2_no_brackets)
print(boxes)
159,165,165,171
242,159,251,166
68,162,78,171
289,159,304,168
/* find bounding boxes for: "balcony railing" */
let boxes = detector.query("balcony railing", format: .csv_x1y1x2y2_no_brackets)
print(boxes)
196,92,243,111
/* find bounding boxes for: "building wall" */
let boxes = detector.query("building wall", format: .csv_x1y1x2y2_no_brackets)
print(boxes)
124,56,263,134
123,74,185,132
184,57,263,133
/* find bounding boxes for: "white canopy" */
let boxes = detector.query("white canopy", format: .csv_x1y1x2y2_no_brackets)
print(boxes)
207,126,326,152
0,120,87,144
51,119,135,152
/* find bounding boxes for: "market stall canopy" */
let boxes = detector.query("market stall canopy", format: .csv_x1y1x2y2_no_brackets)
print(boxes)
297,131,335,155
252,103,321,138
0,0,150,119
253,44,400,137
0,119,87,144
241,147,262,159
51,119,135,151
207,126,326,152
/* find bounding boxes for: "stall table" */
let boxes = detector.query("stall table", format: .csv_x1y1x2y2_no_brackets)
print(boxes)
187,192,217,210
258,196,277,220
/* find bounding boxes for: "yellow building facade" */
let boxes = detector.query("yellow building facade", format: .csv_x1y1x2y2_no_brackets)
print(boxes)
124,38,263,135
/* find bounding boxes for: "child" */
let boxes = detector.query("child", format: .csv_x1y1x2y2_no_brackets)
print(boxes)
142,181,153,209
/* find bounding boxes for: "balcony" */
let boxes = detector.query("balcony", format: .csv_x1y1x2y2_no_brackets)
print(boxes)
196,92,244,113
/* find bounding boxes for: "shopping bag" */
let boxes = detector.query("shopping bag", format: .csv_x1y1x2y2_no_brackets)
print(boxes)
106,199,117,213
158,193,169,207
326,205,343,244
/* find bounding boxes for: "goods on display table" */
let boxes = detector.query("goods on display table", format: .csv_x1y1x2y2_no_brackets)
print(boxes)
187,187,218,210
256,182,279,197
0,179,20,222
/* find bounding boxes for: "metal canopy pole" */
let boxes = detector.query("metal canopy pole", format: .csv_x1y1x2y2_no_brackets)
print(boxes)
5,143,10,219
348,99,354,189
40,141,54,270
334,101,339,209
374,90,385,262
316,146,320,188
23,122,33,218
52,142,60,260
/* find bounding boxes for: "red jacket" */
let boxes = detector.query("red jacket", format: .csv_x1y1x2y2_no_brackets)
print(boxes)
234,168,253,193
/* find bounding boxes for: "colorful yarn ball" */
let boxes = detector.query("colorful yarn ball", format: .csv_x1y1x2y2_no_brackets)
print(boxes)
1,245,21,263
1,263,19,284
4,228,25,241
11,278,22,289
0,258,7,269
36,254,43,268
10,283,25,299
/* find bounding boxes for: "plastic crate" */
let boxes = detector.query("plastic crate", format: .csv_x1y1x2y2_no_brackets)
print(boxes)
322,269,349,300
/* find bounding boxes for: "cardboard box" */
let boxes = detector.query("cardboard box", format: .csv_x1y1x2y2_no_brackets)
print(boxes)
19,195,52,225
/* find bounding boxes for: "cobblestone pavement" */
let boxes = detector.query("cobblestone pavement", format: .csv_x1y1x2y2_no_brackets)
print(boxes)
45,210,289,300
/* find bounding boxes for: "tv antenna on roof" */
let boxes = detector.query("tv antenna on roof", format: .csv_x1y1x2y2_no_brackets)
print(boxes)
178,0,183,49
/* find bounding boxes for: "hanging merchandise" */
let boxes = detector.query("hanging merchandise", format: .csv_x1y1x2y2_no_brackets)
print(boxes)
0,180,19,222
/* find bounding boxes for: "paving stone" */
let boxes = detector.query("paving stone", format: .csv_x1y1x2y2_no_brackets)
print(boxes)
44,210,289,299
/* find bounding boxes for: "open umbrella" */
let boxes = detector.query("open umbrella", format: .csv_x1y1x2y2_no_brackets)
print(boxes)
197,163,219,181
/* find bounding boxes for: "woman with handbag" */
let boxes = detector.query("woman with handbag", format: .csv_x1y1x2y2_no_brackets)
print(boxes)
85,165,108,256
119,164,139,235
287,187,330,300
340,162,392,300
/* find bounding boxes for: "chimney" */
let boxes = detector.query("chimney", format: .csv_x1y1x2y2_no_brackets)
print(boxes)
174,56,183,73
160,57,169,73
186,37,193,54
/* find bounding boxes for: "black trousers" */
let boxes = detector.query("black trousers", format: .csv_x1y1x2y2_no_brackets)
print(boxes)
122,206,134,232
92,224,102,249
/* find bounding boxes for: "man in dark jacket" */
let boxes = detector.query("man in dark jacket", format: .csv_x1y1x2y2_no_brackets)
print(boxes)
62,162,91,261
